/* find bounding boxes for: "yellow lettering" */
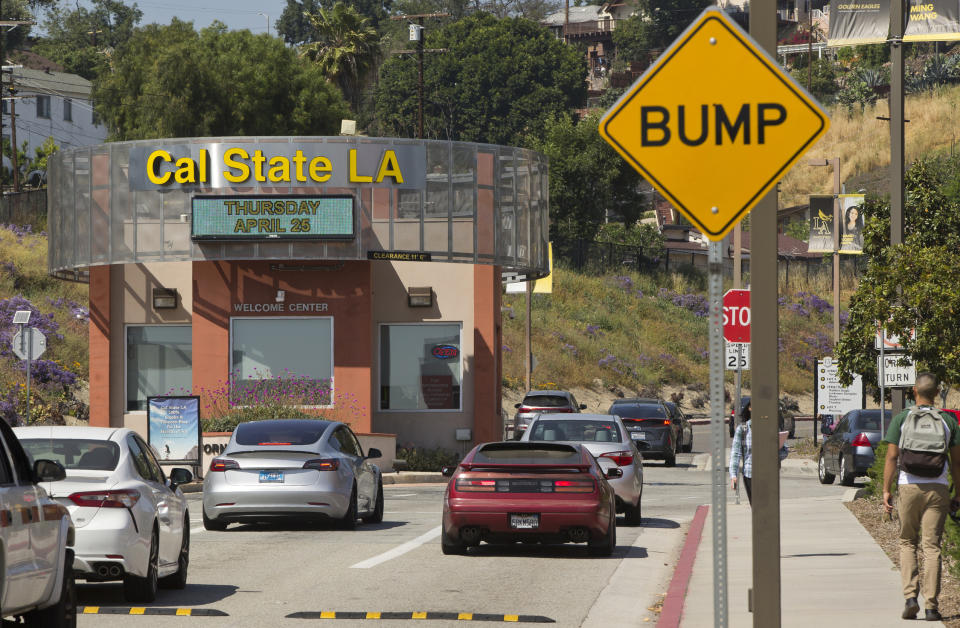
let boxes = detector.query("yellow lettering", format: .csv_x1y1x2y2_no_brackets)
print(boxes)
268,156,290,183
245,219,257,232
292,151,308,182
309,157,332,182
234,219,248,233
252,150,267,182
223,148,251,183
199,149,208,183
349,149,373,183
146,150,172,185
174,157,198,183
375,150,404,184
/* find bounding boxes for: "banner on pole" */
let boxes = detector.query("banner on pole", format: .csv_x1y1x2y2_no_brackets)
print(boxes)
827,0,891,46
807,194,864,254
807,195,835,253
147,396,201,464
838,194,865,254
905,0,960,41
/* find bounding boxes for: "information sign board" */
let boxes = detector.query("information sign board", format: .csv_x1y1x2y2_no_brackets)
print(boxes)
878,355,916,388
191,195,354,241
147,396,201,466
816,358,864,415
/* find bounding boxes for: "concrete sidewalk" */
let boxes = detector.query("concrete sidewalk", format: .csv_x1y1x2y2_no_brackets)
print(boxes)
677,491,916,627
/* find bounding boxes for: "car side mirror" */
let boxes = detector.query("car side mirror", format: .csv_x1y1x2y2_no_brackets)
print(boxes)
366,448,382,460
441,465,457,477
605,467,623,479
169,467,192,489
514,403,522,409
33,459,66,483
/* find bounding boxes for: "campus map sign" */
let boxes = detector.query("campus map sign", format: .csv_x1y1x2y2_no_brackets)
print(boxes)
192,195,354,240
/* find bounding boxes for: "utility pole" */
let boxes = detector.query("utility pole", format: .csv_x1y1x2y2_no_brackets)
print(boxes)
807,0,813,91
9,80,18,192
889,0,906,415
389,13,448,140
750,0,782,623
1,20,33,192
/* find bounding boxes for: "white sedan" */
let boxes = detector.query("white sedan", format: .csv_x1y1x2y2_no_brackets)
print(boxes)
15,426,193,603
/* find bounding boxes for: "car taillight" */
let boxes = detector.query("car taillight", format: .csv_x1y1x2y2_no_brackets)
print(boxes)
662,419,671,425
209,458,240,472
600,451,634,466
851,432,872,447
69,490,140,508
456,479,496,492
553,480,595,493
303,458,340,471
518,407,532,413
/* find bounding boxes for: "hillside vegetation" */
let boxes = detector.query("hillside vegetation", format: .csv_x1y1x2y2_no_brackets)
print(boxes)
501,266,846,401
0,225,89,425
780,84,960,207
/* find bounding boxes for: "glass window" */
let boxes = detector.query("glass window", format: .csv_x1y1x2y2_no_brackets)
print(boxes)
335,428,361,457
231,318,333,400
126,326,192,411
235,420,330,446
0,430,16,485
63,98,72,122
21,439,120,471
138,437,166,483
126,435,155,481
36,95,51,119
522,394,571,408
529,419,622,443
380,323,461,410
610,403,666,419
0,421,34,485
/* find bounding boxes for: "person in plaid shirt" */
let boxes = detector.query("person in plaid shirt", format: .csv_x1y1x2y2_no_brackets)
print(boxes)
729,403,753,504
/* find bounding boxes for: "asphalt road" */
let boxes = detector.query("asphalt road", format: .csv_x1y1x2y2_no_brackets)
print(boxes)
74,447,847,628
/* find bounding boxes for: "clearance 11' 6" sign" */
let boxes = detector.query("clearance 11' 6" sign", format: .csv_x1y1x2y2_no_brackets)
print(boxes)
599,7,829,240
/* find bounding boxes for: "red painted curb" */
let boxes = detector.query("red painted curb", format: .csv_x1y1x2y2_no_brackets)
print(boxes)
657,504,709,628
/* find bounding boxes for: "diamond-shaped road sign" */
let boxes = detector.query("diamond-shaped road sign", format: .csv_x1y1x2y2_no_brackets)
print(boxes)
599,7,829,241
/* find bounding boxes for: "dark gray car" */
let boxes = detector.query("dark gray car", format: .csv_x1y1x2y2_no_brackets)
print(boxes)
607,399,679,466
818,409,891,486
513,390,586,439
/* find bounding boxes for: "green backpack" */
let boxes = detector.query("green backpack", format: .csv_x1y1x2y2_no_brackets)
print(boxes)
898,407,950,478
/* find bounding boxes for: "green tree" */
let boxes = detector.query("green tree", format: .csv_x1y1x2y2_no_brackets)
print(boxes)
94,20,350,140
1,0,35,51
533,112,646,241
790,57,840,102
277,0,326,44
301,3,381,111
835,156,960,387
34,0,143,80
613,0,712,65
373,13,586,145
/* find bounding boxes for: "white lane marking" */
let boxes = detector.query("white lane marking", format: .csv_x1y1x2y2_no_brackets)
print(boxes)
191,526,206,535
388,493,417,497
349,525,442,569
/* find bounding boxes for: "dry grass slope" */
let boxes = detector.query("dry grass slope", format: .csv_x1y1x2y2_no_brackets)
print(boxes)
780,84,960,207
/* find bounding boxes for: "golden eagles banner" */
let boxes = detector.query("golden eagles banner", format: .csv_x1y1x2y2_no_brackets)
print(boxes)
808,195,835,253
827,0,890,46
904,0,960,41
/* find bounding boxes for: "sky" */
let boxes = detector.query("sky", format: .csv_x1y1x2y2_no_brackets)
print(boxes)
77,0,292,35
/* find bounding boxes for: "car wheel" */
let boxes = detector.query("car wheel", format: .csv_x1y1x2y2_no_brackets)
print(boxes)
24,549,76,628
160,514,189,590
588,511,616,557
441,521,466,555
839,455,856,486
682,430,693,453
362,478,385,524
124,528,159,603
202,507,227,531
623,494,642,526
818,450,835,485
338,484,358,530
788,421,795,439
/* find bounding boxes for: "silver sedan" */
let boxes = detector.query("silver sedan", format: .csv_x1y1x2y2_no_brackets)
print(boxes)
520,413,644,525
202,419,383,530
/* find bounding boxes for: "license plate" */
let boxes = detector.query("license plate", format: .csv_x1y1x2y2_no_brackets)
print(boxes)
509,514,540,529
259,471,284,483
631,432,646,441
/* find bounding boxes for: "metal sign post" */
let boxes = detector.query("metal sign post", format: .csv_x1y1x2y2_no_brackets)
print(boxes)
708,241,728,627
880,338,886,437
735,343,743,505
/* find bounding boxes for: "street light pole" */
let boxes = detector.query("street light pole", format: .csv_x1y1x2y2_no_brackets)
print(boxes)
258,12,270,36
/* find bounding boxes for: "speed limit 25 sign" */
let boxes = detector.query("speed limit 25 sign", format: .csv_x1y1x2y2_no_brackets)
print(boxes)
722,289,750,343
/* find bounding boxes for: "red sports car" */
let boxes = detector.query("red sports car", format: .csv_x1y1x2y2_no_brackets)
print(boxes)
441,441,619,556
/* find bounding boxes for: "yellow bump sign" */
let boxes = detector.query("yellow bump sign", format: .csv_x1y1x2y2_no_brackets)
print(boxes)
599,7,829,241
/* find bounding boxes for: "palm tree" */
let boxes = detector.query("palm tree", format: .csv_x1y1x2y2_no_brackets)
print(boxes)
300,3,380,111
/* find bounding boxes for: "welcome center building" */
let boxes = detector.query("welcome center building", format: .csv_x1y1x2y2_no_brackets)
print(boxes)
47,137,549,458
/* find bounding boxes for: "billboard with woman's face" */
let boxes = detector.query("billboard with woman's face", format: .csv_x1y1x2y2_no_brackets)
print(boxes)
839,195,865,254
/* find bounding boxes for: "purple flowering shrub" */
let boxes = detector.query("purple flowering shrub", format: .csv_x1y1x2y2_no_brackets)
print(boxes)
657,288,709,317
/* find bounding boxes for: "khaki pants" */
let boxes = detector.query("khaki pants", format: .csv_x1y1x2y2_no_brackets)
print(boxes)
897,483,950,610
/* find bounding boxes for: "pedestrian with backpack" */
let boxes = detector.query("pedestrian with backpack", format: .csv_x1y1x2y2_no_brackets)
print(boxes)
882,372,960,622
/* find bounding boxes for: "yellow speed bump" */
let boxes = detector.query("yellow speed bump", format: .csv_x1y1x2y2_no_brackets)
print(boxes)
286,611,555,622
79,606,227,616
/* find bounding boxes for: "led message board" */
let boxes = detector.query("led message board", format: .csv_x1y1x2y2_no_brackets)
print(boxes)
191,195,355,241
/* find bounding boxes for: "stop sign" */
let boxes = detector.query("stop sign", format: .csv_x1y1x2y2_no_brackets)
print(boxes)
723,289,751,343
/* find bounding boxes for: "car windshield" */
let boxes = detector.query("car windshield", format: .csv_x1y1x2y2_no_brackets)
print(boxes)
473,442,582,464
610,403,666,419
234,421,330,446
21,439,121,471
522,395,570,408
529,420,622,443
853,411,892,431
